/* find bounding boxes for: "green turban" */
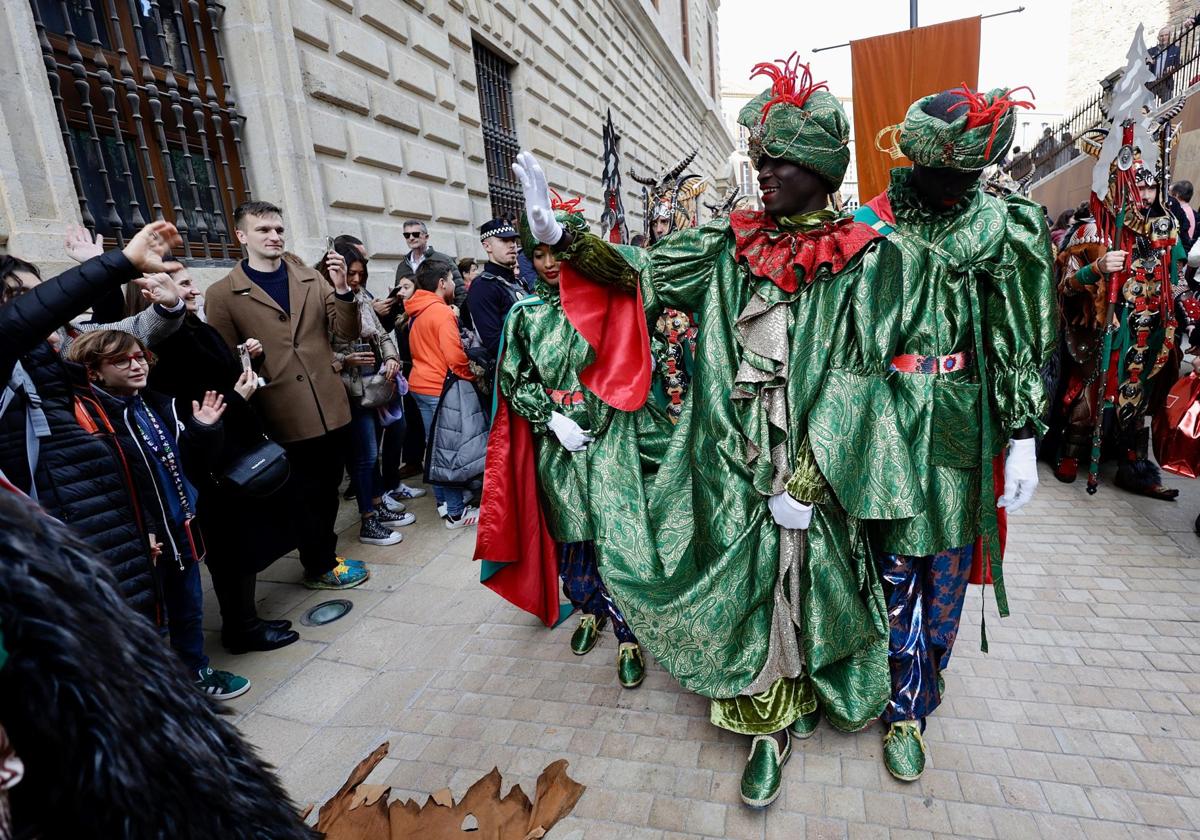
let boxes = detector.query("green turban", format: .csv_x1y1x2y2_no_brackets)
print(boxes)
520,206,588,259
737,57,850,191
899,86,1033,171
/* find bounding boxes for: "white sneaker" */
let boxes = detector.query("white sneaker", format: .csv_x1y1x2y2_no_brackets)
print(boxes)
381,510,416,529
445,506,480,529
380,490,408,513
390,482,427,499
437,502,448,519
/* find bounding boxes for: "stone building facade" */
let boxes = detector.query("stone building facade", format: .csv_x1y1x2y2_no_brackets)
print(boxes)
0,0,732,283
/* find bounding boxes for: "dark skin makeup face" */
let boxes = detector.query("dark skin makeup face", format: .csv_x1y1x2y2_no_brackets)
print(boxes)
909,164,983,208
757,157,830,217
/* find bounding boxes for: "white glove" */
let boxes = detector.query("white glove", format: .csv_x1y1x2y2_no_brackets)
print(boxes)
547,411,593,452
512,150,563,245
768,491,814,530
997,437,1038,514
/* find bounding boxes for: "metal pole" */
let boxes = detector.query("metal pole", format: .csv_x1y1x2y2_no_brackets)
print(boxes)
813,6,1025,52
910,0,918,28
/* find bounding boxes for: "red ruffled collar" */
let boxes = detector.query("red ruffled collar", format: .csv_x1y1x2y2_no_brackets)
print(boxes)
729,209,881,292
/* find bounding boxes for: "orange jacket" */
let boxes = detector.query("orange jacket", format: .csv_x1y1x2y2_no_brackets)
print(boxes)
404,290,474,395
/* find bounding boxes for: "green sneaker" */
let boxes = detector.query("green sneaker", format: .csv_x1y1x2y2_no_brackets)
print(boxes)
304,561,369,590
788,708,821,739
570,614,601,655
195,667,250,700
617,642,645,689
740,732,791,808
883,721,927,782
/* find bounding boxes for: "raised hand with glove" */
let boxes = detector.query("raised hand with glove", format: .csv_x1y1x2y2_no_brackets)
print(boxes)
547,411,593,452
512,151,564,246
767,491,814,530
997,437,1038,513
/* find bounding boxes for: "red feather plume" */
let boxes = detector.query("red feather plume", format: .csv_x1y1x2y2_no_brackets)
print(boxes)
946,83,1036,160
749,52,829,122
549,189,583,214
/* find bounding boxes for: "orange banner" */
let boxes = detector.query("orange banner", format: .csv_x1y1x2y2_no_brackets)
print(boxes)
850,16,981,202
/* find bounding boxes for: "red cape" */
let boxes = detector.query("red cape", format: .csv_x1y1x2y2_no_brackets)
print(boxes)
559,261,651,411
474,395,571,628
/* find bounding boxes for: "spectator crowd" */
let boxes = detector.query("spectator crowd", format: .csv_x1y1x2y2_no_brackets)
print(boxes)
0,202,533,702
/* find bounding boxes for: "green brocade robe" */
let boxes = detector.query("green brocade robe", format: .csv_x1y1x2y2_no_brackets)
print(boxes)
497,280,596,544
857,170,1056,611
561,213,921,730
497,278,675,546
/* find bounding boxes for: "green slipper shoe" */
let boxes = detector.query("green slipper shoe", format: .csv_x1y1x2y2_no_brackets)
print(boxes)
788,708,821,740
740,732,791,808
570,614,601,656
617,642,645,689
883,721,927,782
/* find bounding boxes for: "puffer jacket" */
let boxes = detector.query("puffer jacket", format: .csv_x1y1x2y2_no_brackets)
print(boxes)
0,251,170,621
424,375,488,487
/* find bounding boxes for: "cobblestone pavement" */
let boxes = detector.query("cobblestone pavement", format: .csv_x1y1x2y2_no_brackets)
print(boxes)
207,462,1200,839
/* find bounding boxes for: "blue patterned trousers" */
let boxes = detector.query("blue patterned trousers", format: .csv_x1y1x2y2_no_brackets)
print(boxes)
878,544,973,723
558,541,636,644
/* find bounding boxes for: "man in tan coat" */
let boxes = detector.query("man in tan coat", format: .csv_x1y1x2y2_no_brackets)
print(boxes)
205,201,369,590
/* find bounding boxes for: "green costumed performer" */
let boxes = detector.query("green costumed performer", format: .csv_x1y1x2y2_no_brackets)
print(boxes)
485,193,658,688
513,55,920,809
855,84,1056,781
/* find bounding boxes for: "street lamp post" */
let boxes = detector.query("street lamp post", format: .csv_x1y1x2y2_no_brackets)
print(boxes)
910,0,918,28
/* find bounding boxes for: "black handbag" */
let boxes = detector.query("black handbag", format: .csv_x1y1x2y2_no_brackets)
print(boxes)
218,437,290,497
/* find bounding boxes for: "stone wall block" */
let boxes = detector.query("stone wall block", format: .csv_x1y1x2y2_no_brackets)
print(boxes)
463,132,485,164
445,153,467,188
392,48,438,99
431,188,472,224
291,0,330,49
465,163,489,197
455,231,480,259
434,74,457,109
370,82,422,132
333,20,390,78
406,15,453,68
301,51,370,115
403,141,450,182
322,164,386,211
419,104,462,149
456,89,482,127
311,115,348,157
359,0,409,43
350,122,406,172
385,179,433,219
363,219,412,259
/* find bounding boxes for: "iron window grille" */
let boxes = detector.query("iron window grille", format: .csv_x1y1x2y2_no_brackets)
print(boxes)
30,0,250,262
472,40,522,221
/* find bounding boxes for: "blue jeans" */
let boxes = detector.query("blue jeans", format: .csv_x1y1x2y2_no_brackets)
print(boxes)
412,392,465,517
347,403,383,516
160,558,208,673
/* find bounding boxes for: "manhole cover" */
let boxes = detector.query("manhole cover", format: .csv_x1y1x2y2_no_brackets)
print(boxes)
301,599,353,626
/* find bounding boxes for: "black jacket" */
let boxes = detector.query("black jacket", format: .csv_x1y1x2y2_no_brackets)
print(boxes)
464,262,525,362
0,252,160,620
93,388,223,571
393,246,466,305
146,315,299,569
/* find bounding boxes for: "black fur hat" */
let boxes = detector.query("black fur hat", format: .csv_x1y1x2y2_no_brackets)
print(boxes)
0,492,316,839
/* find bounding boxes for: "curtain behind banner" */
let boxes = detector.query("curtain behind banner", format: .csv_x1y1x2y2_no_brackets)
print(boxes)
851,16,982,202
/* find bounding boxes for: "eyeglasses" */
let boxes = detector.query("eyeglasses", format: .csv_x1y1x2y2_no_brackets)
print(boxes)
106,352,149,370
402,231,425,239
